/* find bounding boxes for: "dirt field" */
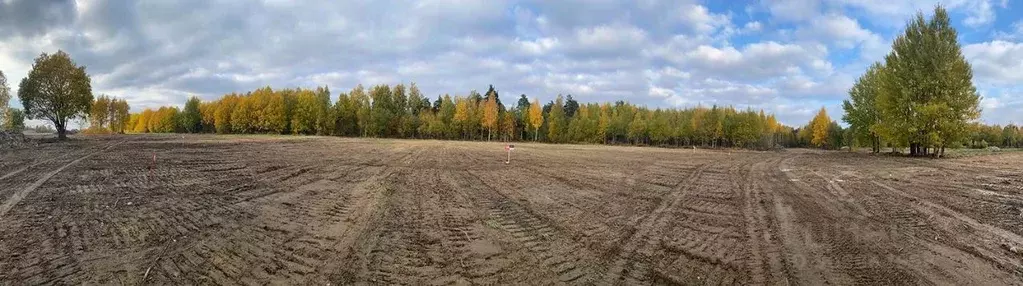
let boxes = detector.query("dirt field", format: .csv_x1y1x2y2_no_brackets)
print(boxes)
1,134,1022,285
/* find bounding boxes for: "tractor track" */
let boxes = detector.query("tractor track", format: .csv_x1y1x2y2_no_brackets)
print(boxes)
1,135,1022,285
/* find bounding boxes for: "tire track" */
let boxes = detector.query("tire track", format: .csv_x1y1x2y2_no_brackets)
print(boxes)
0,140,126,219
599,160,712,285
462,170,600,284
741,155,789,285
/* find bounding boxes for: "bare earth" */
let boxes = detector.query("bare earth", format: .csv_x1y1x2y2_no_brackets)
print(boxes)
1,134,1022,285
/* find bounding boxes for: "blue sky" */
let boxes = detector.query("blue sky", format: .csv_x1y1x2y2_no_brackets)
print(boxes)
1,0,1021,127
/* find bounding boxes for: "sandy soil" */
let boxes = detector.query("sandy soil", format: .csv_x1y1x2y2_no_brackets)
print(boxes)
1,134,1021,285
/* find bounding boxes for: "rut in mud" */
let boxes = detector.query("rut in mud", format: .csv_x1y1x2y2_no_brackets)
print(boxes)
1,134,1021,285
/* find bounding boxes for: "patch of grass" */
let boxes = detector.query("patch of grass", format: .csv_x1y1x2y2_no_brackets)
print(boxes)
483,219,502,230
941,148,1023,158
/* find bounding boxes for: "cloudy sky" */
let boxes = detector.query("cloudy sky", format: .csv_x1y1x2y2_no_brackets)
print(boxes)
1,0,1022,126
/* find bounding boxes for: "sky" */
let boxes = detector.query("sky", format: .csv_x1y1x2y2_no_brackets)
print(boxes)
1,0,1022,127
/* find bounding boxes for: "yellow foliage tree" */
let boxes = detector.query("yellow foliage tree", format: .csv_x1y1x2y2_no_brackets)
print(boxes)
528,98,543,141
501,110,515,141
810,107,831,148
453,96,470,139
482,93,499,141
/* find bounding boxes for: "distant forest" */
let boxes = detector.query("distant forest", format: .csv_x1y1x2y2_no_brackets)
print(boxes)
123,84,803,149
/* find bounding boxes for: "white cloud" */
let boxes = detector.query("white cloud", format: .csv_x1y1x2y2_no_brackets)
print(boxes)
573,24,648,53
1,0,1018,128
764,0,820,22
829,0,999,28
742,21,762,33
964,41,1023,85
993,21,1023,40
962,0,995,27
674,41,828,81
680,4,731,34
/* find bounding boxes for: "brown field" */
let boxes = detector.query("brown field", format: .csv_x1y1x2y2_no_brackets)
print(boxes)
1,134,1022,285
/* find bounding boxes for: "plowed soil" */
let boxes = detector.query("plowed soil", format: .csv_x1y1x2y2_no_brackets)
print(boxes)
1,134,1022,285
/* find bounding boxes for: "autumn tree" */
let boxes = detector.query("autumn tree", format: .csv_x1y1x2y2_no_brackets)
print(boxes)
200,101,217,132
231,96,253,133
135,108,154,133
810,107,831,148
453,96,471,140
214,94,238,134
528,98,543,141
597,103,610,143
628,109,647,144
291,89,319,135
482,91,499,141
501,110,515,141
124,82,800,149
18,51,93,139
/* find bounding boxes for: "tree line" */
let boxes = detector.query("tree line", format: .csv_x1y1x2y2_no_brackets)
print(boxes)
966,123,1023,149
83,95,131,134
128,84,802,149
842,6,982,157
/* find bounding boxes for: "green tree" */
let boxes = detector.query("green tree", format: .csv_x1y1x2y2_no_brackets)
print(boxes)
564,95,579,118
827,122,845,150
0,70,10,126
19,51,93,139
515,94,530,140
439,95,456,139
369,84,393,137
183,96,203,133
627,110,647,144
403,83,425,138
89,95,111,130
878,5,980,156
315,86,332,135
333,92,355,136
3,108,25,131
547,95,566,143
108,98,130,133
843,62,885,153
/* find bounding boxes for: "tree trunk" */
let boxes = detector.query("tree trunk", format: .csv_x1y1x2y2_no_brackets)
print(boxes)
56,122,67,140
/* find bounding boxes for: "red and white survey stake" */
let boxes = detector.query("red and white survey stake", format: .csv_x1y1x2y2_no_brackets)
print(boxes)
505,144,515,164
